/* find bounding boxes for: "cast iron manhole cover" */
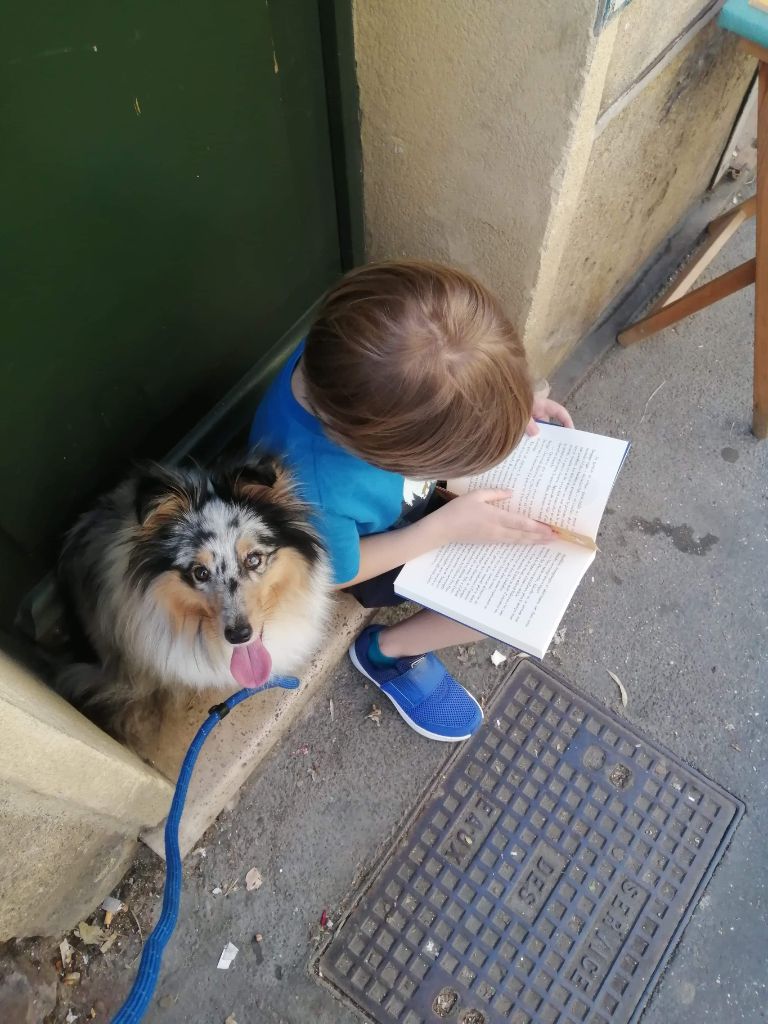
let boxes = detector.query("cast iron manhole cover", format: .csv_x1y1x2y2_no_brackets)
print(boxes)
316,661,743,1024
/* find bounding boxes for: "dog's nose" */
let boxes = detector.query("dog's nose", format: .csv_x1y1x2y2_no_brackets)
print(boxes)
225,623,253,645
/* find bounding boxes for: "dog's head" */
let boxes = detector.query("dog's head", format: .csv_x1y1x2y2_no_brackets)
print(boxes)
129,453,325,688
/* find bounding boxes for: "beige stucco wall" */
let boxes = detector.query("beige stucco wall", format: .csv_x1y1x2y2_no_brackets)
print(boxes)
353,0,615,345
533,20,754,368
353,0,754,376
600,0,709,112
0,650,171,938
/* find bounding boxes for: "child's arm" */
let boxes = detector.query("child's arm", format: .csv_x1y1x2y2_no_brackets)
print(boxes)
338,488,554,589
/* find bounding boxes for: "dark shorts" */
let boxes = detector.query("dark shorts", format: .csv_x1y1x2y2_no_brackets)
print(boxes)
344,565,407,608
343,489,448,609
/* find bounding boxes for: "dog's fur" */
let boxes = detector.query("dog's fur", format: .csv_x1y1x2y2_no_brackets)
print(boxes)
56,453,332,746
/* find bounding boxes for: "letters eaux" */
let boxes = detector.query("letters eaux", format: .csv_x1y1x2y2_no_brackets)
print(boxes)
440,794,500,870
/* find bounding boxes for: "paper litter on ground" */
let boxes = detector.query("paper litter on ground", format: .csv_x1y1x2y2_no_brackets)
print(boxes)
490,649,507,667
217,942,239,970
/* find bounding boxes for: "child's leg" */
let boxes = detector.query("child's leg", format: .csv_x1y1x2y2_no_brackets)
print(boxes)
376,610,483,659
350,614,484,741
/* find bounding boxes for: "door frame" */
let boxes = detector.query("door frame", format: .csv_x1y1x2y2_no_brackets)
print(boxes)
319,0,365,270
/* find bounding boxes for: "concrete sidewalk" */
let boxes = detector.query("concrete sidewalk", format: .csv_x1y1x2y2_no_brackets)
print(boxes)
51,220,767,1024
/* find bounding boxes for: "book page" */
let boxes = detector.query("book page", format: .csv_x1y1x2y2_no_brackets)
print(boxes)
396,539,595,658
449,423,628,539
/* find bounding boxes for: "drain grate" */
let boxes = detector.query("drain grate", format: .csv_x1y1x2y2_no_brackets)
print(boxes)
317,661,743,1024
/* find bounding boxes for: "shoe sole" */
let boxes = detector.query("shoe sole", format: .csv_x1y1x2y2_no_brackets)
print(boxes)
348,641,482,743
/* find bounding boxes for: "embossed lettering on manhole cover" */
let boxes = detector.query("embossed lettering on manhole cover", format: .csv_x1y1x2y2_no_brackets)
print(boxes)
316,662,743,1024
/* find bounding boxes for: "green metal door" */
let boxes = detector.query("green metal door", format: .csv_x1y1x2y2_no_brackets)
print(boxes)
1,2,349,627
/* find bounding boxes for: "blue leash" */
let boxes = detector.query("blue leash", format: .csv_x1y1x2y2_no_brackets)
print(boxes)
111,676,301,1024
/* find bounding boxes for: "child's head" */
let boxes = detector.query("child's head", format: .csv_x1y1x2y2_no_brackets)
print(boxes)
303,260,533,478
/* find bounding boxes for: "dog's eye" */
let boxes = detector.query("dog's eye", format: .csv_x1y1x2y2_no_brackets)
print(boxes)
244,552,262,571
192,565,210,583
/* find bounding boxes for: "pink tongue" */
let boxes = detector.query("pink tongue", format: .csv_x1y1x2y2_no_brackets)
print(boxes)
230,636,272,689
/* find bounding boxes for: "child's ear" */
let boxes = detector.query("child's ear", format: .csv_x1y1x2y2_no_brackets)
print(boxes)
134,464,195,527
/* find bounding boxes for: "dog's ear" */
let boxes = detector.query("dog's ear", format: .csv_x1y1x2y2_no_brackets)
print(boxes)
217,453,295,505
134,464,196,527
235,453,279,491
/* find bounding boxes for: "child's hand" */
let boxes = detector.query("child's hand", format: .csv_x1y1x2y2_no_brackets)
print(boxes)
526,398,574,436
429,489,554,546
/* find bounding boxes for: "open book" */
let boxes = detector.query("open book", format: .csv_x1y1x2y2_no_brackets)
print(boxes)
394,423,629,658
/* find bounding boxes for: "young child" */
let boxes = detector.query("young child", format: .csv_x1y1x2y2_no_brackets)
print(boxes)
250,261,573,742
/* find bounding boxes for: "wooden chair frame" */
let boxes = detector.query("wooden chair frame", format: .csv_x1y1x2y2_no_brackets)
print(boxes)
618,42,768,439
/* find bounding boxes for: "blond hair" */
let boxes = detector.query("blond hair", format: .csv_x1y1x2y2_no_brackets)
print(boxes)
303,261,532,478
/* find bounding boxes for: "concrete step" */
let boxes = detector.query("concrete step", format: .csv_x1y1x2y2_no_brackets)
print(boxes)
140,594,372,859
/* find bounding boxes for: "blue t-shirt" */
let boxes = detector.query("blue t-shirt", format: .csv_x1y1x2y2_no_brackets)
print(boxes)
250,343,427,584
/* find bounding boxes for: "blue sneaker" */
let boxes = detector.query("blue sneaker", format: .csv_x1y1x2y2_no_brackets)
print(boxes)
349,625,483,742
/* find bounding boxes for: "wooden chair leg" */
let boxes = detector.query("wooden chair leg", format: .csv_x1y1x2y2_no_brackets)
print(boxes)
618,259,756,347
707,194,756,236
651,197,757,311
753,63,768,438
618,195,757,348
